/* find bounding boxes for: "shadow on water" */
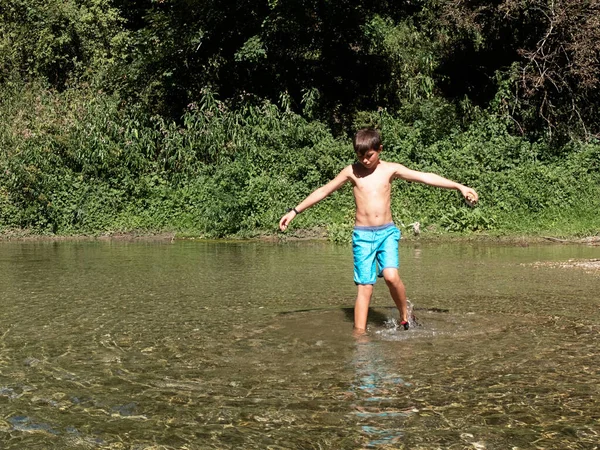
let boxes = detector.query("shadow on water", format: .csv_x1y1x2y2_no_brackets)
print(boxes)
343,307,386,327
279,306,390,326
280,305,448,328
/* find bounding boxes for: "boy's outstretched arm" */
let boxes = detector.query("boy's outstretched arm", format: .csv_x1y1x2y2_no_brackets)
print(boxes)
393,163,479,203
279,166,351,231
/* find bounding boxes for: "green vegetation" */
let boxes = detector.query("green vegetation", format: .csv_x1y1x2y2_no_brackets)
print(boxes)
1,0,599,240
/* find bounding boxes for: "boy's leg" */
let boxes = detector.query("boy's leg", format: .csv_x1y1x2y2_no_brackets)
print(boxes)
381,268,408,323
352,227,377,333
375,226,408,327
354,284,374,333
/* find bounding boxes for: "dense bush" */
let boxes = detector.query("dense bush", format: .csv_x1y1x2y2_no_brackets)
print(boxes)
1,83,598,238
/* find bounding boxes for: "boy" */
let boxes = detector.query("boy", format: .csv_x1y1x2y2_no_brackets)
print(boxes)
279,128,478,334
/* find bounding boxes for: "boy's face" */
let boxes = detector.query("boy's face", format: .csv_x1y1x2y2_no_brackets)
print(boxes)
356,146,381,169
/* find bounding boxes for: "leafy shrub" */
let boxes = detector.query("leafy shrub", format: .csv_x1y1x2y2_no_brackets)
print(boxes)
1,83,599,238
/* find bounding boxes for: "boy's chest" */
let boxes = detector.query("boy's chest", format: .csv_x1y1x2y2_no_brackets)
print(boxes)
352,175,393,194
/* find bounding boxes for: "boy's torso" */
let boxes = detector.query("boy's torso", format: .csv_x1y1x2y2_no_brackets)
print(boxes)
349,161,397,227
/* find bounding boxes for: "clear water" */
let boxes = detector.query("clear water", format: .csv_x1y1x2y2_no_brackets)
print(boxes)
0,240,598,449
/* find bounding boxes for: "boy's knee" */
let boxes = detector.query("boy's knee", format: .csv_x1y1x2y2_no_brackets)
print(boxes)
382,269,400,284
357,284,374,295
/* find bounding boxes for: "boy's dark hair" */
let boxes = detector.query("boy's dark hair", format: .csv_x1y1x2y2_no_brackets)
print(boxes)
353,128,382,155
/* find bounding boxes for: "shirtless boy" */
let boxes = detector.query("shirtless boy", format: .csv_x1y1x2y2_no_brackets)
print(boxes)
279,128,478,334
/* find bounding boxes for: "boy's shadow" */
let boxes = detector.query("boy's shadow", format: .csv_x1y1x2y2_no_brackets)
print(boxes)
342,307,390,327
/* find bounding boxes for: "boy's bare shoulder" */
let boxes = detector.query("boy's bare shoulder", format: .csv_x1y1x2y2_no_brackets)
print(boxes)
335,164,355,182
337,164,352,177
347,163,361,175
380,160,410,177
378,160,403,173
380,160,402,168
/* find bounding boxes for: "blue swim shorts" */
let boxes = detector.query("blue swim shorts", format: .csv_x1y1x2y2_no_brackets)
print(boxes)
352,223,401,285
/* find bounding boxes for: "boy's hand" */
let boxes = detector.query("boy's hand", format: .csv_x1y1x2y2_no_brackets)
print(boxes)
279,210,297,231
460,187,479,206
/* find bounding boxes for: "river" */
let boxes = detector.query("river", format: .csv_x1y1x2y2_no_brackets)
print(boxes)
0,240,598,449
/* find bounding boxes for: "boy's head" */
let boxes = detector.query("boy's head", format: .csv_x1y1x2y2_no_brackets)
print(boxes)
353,128,382,168
353,128,382,155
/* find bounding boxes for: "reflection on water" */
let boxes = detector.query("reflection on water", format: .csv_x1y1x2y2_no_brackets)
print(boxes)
351,333,414,448
0,240,598,448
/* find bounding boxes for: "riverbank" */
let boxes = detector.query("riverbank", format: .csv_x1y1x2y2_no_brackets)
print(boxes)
2,227,598,246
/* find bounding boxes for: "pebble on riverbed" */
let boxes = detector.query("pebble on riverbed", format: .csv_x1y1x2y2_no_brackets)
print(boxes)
524,258,600,274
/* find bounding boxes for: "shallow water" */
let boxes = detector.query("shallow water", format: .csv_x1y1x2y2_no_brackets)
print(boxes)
0,240,598,449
